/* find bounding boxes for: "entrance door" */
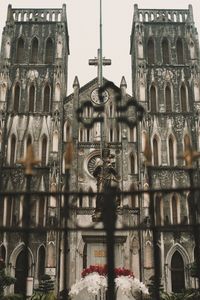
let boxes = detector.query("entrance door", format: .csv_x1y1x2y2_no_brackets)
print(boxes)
171,251,185,293
14,250,27,295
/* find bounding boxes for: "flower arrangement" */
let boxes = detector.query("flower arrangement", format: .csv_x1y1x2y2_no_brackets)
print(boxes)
69,265,149,299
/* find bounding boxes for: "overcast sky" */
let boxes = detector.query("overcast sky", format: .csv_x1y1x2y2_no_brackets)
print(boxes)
0,0,200,95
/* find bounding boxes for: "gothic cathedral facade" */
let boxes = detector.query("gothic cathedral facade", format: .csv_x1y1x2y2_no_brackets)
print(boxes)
0,3,199,296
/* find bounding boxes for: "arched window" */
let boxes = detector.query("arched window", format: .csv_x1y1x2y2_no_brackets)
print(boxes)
109,103,113,117
16,37,24,63
79,189,83,208
86,129,90,142
43,85,50,112
171,251,185,292
55,83,61,101
180,84,187,112
150,85,157,112
155,195,162,225
130,153,135,174
165,85,172,112
38,246,45,279
169,136,175,166
88,187,93,207
14,84,20,112
6,197,12,226
177,38,184,64
145,243,153,268
41,136,47,166
45,38,53,64
110,129,113,142
30,37,38,63
162,38,170,64
172,194,179,224
66,124,71,142
29,85,35,112
130,128,134,142
153,137,159,166
147,38,155,64
10,135,16,165
79,129,83,142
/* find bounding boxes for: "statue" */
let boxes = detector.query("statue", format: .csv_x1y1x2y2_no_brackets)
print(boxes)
92,148,119,221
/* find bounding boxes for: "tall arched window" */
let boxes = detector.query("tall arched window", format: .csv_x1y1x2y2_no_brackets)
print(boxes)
15,250,27,294
147,38,155,64
29,85,35,112
130,153,135,174
169,136,175,166
177,38,184,64
165,85,172,112
171,251,185,292
16,37,24,63
43,85,50,112
79,189,83,208
162,38,170,64
172,194,179,224
45,38,53,64
153,137,159,166
150,85,157,112
38,246,45,279
110,129,113,142
41,136,47,166
10,135,16,165
14,84,20,112
0,245,6,261
155,195,162,225
180,84,187,112
30,37,38,64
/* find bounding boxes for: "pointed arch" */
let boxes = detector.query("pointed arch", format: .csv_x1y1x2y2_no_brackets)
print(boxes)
27,135,32,148
45,37,54,64
16,37,24,63
177,38,184,64
10,134,16,165
171,251,185,292
180,84,187,112
14,83,20,112
30,37,38,64
29,84,35,112
150,85,157,112
147,38,155,64
162,38,170,64
43,84,50,112
41,135,47,166
153,136,159,166
37,245,45,279
165,85,172,112
168,135,175,166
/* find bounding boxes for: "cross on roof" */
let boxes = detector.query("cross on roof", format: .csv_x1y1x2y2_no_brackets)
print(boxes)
89,48,111,86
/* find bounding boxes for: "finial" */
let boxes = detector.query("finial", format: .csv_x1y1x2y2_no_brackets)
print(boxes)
18,145,40,175
143,132,152,166
64,140,73,170
73,76,80,88
120,76,127,88
179,135,200,167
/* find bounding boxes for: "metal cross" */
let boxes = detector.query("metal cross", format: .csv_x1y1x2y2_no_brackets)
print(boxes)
89,49,111,86
18,144,40,175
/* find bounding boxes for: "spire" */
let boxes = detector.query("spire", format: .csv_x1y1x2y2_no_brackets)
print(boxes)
73,76,80,88
120,76,127,88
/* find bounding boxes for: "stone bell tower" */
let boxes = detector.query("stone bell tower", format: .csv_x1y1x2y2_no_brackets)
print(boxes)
0,4,69,294
130,4,200,292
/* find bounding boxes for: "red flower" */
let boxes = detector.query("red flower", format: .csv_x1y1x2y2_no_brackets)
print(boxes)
81,265,134,278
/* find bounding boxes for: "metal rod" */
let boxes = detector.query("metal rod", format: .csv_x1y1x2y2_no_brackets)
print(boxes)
99,0,103,87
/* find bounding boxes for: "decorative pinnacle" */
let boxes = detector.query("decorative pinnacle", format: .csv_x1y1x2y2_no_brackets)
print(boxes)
64,140,73,170
179,135,200,167
143,132,152,166
18,145,40,175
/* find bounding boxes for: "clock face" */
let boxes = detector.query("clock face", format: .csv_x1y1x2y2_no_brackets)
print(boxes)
91,88,109,105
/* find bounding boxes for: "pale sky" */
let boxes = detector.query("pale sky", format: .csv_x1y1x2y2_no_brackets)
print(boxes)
0,0,200,95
